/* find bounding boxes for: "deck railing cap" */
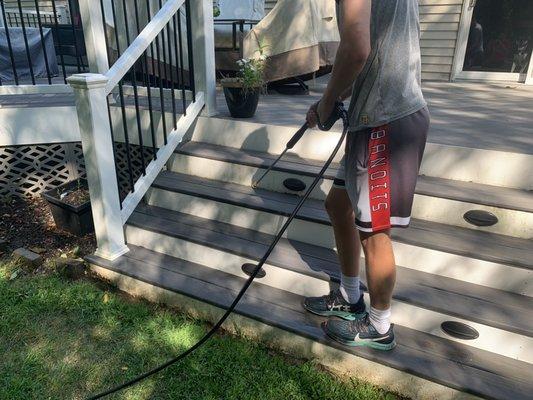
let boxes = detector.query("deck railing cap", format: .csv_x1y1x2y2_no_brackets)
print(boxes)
67,73,109,90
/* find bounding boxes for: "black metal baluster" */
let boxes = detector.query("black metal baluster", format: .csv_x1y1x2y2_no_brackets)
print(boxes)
176,10,186,115
67,0,82,72
111,0,134,193
157,0,169,88
150,2,167,145
166,13,177,127
99,0,111,66
34,0,52,84
51,0,68,82
1,1,18,85
135,0,157,160
146,0,157,91
17,0,35,84
121,0,146,177
185,0,195,102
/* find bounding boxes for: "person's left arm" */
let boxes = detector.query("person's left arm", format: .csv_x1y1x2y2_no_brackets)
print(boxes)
307,0,371,128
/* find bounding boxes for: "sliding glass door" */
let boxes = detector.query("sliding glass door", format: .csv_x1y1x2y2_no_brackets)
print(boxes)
453,0,533,83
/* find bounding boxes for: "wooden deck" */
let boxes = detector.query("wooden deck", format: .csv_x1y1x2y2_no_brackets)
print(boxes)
2,79,532,155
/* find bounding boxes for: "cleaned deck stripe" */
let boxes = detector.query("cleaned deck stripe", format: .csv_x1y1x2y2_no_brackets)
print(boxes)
152,171,533,270
175,141,533,213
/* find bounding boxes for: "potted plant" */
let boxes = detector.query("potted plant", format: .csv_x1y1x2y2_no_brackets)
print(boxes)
213,0,221,17
42,178,94,236
221,51,267,118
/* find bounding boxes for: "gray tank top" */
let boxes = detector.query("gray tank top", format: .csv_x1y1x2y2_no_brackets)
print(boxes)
344,0,427,131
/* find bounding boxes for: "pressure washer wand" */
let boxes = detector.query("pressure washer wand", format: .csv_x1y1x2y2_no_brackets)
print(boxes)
252,122,309,189
251,101,345,189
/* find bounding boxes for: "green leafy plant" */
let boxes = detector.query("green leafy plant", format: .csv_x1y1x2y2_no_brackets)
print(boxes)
235,37,268,91
213,0,221,17
236,55,267,91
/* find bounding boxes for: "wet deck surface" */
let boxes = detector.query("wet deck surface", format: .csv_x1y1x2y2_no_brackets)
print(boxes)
1,79,532,154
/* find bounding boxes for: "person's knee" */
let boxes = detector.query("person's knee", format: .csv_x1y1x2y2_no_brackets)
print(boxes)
360,230,392,256
325,190,353,222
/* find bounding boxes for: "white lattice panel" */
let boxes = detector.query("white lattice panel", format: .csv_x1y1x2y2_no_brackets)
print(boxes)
0,143,82,198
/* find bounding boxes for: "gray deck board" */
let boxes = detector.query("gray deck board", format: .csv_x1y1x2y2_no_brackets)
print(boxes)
176,141,533,212
86,246,533,400
153,171,533,270
130,203,533,337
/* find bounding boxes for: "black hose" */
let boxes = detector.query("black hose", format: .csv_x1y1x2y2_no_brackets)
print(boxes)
87,107,349,400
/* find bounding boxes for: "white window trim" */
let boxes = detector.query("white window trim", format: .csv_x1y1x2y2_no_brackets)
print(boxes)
451,0,533,85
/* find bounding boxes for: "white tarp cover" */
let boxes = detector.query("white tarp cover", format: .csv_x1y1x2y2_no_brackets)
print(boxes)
0,27,59,81
243,0,339,80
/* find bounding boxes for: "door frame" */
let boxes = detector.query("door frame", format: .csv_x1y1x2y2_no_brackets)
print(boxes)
451,0,533,84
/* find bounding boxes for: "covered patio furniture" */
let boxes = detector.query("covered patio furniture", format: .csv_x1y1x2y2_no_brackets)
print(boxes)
244,0,339,84
0,26,59,82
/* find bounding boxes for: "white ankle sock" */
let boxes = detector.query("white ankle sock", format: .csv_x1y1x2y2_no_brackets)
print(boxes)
369,307,391,334
339,273,361,304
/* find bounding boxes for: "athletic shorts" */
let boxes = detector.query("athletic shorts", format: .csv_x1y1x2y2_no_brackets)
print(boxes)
333,107,430,233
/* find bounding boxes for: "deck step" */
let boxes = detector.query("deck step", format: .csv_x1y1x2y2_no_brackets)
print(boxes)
129,203,533,338
170,141,533,238
86,245,533,400
175,141,533,214
152,170,532,272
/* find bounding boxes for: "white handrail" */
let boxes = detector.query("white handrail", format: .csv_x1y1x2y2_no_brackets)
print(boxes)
104,0,185,94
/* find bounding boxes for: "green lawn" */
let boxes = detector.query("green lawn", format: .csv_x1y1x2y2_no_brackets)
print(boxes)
0,259,400,400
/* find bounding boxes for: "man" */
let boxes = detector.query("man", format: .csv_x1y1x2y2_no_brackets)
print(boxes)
304,0,430,350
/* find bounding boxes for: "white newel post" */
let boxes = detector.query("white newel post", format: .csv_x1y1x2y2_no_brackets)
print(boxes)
78,0,109,74
190,0,217,116
67,74,129,261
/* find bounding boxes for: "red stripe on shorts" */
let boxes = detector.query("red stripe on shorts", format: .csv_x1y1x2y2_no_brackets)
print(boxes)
368,126,391,231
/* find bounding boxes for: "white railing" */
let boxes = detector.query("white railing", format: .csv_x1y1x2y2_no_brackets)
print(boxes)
67,0,216,260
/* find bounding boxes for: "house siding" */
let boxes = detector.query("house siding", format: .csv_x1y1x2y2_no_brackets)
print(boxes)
264,0,466,81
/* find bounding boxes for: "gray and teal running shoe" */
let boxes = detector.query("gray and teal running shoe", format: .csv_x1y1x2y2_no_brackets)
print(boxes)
303,289,366,321
322,313,396,351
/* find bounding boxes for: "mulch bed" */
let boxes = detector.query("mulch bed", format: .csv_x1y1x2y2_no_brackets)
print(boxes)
0,196,96,260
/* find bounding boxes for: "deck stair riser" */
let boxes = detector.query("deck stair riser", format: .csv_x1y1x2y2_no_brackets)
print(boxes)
189,117,533,190
146,185,533,297
125,220,533,363
168,151,533,238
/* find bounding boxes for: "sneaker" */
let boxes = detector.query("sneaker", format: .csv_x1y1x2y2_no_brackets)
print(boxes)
303,289,366,321
322,313,396,351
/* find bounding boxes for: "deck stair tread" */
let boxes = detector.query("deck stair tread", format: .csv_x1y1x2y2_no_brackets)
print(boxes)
86,245,533,400
153,170,533,270
130,203,533,337
176,141,533,213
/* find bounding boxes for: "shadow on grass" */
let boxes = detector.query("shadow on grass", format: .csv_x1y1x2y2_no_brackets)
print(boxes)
0,264,400,400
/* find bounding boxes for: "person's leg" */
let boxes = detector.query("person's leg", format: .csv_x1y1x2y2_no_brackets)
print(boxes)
303,186,366,320
360,229,395,334
325,187,362,303
323,227,396,351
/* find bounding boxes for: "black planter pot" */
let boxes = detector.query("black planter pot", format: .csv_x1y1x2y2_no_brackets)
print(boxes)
42,179,94,236
223,86,260,118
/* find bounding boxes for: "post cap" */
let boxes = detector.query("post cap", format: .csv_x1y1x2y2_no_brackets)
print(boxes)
67,73,109,90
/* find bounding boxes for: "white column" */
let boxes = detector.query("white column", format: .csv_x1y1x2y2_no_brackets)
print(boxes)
526,54,533,85
67,73,129,261
189,0,217,116
78,0,109,74
57,5,70,25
